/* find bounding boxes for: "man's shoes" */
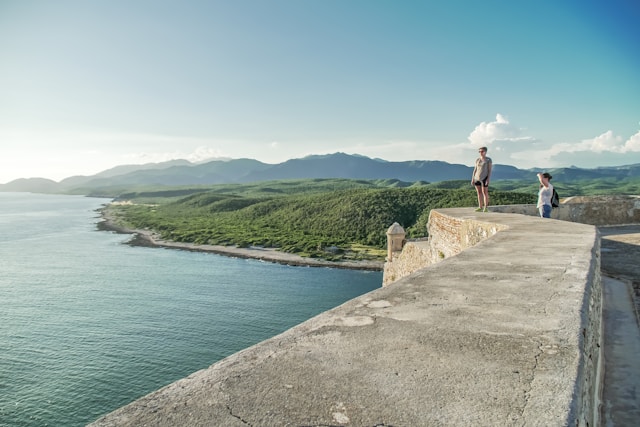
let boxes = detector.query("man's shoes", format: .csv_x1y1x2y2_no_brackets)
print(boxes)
475,207,483,212
483,207,488,212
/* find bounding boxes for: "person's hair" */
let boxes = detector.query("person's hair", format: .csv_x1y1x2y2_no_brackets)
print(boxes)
479,146,487,152
542,172,552,179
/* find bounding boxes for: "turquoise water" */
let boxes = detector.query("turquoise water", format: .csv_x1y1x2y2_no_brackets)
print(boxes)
0,193,382,427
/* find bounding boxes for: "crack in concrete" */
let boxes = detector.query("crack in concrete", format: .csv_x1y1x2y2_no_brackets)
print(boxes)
226,404,252,426
517,339,543,421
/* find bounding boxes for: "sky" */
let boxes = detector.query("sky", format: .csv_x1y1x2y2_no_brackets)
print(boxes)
1,0,639,184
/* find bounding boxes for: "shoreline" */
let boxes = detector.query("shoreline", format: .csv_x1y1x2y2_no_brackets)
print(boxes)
96,206,384,272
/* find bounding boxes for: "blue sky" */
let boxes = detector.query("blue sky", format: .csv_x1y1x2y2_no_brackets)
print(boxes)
1,0,639,183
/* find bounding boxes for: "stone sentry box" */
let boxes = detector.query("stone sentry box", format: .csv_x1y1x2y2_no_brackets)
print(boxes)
385,222,405,261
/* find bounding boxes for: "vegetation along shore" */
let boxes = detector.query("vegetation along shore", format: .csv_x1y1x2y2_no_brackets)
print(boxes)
96,178,539,271
98,204,384,271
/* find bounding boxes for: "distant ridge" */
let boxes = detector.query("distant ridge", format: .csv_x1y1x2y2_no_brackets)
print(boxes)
1,152,639,195
1,178,59,194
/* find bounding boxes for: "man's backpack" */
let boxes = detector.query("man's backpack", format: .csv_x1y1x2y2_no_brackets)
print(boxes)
551,188,560,208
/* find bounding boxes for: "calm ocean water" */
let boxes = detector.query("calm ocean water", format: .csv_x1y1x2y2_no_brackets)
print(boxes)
0,193,382,427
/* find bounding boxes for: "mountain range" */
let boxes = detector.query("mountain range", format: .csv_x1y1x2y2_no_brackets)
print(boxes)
2,152,639,195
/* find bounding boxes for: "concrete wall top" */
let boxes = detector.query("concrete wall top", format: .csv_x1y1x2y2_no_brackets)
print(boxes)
491,195,640,225
91,208,601,427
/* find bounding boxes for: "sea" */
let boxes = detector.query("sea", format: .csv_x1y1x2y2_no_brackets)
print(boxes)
0,192,382,427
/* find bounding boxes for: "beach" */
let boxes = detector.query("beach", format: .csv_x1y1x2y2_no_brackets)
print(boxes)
97,204,384,272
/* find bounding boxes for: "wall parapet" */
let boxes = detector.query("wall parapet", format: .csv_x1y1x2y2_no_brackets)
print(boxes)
490,195,640,225
384,196,640,287
382,210,508,286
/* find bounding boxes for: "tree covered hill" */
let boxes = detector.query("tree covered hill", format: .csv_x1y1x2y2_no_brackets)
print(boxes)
109,179,536,262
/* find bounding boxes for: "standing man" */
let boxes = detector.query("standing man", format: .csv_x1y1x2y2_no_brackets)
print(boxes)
472,146,492,212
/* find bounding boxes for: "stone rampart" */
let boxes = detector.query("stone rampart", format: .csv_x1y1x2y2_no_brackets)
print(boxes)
91,202,616,426
490,195,640,225
383,211,508,286
383,208,605,426
383,195,640,286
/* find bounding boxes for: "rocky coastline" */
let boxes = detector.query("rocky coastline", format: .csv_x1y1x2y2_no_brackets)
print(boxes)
96,205,384,272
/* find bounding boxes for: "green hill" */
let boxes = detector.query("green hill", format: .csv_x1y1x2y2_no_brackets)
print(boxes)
106,179,535,261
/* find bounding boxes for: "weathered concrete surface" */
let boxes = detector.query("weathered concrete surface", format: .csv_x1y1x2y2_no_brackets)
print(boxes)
90,209,602,427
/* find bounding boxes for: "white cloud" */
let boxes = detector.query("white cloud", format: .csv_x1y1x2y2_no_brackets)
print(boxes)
543,130,640,157
590,131,624,152
550,130,631,154
465,115,640,169
468,113,526,147
542,130,640,168
466,114,539,166
626,130,640,151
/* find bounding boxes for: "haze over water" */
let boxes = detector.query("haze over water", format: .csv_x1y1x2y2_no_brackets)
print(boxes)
0,192,381,426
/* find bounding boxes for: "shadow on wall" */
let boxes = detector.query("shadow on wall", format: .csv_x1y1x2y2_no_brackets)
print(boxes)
600,226,640,321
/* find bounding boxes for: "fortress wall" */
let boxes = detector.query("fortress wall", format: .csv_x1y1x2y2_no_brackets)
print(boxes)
489,195,640,225
91,207,606,426
386,208,604,425
383,196,640,287
380,198,640,424
577,236,604,425
382,239,432,286
383,211,508,286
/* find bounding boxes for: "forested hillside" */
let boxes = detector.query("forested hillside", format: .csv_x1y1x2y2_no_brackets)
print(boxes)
107,179,535,261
